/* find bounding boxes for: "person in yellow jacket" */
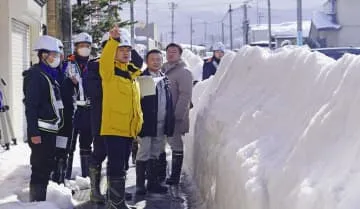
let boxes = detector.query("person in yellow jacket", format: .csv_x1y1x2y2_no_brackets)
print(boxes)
99,26,143,209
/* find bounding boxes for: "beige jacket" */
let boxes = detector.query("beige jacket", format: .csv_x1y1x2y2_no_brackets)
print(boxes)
162,60,193,134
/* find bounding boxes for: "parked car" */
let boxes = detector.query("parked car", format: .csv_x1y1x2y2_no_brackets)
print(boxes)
312,47,360,60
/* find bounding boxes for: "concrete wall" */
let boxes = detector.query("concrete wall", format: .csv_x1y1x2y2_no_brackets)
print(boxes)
0,0,45,141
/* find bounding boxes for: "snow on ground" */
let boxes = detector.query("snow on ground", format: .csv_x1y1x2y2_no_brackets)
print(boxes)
0,141,86,209
184,45,360,209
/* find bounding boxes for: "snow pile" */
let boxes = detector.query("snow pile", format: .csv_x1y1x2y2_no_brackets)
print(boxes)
184,46,360,209
182,49,204,82
0,143,84,209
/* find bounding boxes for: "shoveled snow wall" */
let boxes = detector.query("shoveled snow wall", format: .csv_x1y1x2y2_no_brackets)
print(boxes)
183,46,360,209
182,49,204,82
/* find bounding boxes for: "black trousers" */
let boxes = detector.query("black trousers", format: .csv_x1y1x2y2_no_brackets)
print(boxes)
104,136,133,178
70,107,93,156
28,131,56,185
90,136,107,166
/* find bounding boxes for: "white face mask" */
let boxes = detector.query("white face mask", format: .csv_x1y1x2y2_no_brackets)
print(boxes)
48,57,61,68
77,47,91,57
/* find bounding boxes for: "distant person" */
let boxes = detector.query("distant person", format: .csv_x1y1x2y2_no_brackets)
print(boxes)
162,43,193,186
202,42,225,80
280,40,293,47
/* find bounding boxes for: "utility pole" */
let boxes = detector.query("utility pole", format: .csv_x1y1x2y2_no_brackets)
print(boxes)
190,17,193,51
242,3,249,45
169,2,178,43
62,0,72,57
297,0,303,46
229,4,233,50
222,22,225,43
146,0,149,51
267,0,272,49
204,21,208,46
130,0,135,46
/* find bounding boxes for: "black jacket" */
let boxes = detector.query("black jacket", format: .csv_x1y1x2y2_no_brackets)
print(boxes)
202,57,219,80
23,64,64,137
87,59,102,136
139,69,175,137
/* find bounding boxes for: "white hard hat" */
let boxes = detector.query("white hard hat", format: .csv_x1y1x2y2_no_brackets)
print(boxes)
118,28,132,48
74,32,92,45
57,39,64,48
33,35,62,53
213,42,225,52
101,32,110,44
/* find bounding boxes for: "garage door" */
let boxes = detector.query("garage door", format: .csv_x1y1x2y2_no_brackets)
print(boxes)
11,19,30,142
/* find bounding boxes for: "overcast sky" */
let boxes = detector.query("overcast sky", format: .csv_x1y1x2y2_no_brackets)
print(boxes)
72,0,327,44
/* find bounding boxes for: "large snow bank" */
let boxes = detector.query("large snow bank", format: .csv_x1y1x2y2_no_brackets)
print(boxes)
182,49,204,82
184,46,360,209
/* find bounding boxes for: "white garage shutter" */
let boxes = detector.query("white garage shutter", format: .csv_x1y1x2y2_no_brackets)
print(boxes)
11,19,30,141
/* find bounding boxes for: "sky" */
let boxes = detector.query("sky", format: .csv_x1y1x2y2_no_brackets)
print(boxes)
72,0,327,45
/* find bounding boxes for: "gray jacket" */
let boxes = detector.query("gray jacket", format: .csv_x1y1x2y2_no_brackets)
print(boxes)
162,60,193,134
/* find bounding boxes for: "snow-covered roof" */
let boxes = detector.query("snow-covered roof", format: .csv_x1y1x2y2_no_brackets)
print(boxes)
181,44,206,51
135,36,147,41
312,11,341,30
250,21,312,38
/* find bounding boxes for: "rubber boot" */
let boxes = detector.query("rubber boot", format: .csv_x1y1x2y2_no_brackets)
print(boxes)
89,164,106,204
106,176,130,209
135,160,147,195
131,141,138,165
147,159,168,194
80,155,90,177
51,157,66,184
165,151,183,186
29,184,47,202
65,153,74,180
158,152,167,182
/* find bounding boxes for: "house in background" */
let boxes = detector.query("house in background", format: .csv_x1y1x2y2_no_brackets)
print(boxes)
0,0,46,142
250,21,311,48
309,0,360,47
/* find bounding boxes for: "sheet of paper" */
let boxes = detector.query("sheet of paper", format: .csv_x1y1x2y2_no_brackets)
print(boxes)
137,76,166,97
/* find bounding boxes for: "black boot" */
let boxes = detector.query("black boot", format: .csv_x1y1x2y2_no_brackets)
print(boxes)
80,155,90,177
89,164,106,204
51,157,66,184
147,159,168,194
131,141,138,165
165,151,183,186
158,152,167,182
107,177,130,209
65,153,74,180
29,184,47,202
135,160,147,195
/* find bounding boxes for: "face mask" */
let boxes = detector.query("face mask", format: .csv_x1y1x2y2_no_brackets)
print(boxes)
77,47,91,57
48,57,61,68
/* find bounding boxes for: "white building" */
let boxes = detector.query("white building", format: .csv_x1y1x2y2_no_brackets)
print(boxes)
250,21,311,48
309,0,360,47
0,0,46,141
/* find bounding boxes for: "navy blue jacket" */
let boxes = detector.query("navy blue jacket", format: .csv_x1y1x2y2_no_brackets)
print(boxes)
139,69,175,137
87,58,102,136
23,64,65,137
202,57,220,80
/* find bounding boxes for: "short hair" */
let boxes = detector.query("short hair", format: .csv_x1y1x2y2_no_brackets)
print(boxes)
166,43,183,55
146,49,162,61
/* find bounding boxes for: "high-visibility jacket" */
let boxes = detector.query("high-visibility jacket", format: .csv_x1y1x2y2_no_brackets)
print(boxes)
99,38,143,138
